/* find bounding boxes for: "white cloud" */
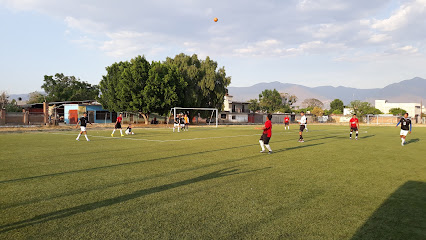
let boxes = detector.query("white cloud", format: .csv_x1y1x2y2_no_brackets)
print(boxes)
368,33,392,43
372,0,426,31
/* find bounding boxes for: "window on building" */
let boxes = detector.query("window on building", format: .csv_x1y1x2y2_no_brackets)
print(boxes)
232,104,236,113
96,111,111,120
242,104,245,113
221,114,227,119
232,115,236,120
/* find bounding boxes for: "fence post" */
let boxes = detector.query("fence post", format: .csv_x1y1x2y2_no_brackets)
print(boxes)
43,102,48,125
0,108,5,125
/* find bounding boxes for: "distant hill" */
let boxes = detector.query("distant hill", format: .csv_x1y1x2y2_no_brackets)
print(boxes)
228,77,426,107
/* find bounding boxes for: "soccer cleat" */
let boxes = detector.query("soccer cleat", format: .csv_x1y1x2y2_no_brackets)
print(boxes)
350,137,352,139
87,139,90,142
401,142,404,146
76,139,79,141
300,140,305,143
268,151,273,154
111,134,114,137
355,138,358,140
121,134,124,137
260,150,266,153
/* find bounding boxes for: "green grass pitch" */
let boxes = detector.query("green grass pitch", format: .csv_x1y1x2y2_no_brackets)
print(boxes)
1,125,425,239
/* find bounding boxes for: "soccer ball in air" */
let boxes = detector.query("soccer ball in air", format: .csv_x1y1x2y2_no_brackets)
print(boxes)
214,18,218,22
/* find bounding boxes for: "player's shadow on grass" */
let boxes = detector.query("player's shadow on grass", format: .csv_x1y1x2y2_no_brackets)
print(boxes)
405,138,419,145
351,181,426,240
359,134,375,139
273,143,325,153
0,167,269,234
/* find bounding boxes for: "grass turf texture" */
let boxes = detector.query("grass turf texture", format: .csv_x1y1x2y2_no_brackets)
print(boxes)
0,125,425,239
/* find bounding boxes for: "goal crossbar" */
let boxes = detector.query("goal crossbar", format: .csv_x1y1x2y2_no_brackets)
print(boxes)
171,107,218,127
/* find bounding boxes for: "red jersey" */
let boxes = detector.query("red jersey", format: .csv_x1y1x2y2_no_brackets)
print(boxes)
117,116,122,123
263,120,272,137
350,118,358,127
284,117,289,123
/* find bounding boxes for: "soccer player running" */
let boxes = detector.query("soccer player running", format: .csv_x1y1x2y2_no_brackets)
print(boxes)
298,111,307,142
349,114,360,140
111,113,124,137
259,114,273,154
396,113,412,146
76,112,92,141
284,115,290,130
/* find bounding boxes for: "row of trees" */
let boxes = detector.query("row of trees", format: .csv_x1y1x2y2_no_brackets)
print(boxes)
246,89,389,116
248,89,297,113
2,54,230,124
97,54,231,123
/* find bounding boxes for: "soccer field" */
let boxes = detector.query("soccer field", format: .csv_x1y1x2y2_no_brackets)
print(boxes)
1,125,425,239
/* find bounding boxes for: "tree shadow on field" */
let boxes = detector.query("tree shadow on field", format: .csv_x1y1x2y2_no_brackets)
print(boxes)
405,138,419,145
0,167,269,233
0,137,290,185
351,181,426,240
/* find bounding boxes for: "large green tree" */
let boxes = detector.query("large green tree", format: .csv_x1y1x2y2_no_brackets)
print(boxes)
165,54,231,112
41,73,99,102
259,89,283,113
98,56,151,123
98,54,231,124
248,99,261,112
143,61,187,115
329,99,344,114
350,100,383,116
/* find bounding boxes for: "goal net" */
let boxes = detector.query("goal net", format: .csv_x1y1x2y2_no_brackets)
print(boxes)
168,107,219,128
365,114,400,125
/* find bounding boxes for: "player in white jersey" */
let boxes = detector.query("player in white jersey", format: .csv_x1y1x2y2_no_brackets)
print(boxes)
297,111,307,142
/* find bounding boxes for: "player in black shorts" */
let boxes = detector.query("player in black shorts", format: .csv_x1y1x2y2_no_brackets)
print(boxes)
111,113,124,137
75,112,92,141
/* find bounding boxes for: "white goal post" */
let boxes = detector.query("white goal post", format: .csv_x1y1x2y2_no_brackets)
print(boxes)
170,107,219,128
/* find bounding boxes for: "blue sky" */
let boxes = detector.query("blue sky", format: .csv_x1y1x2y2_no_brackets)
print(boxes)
1,0,426,94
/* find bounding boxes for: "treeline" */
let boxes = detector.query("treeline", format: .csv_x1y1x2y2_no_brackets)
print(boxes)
97,54,230,123
248,88,385,116
9,53,230,123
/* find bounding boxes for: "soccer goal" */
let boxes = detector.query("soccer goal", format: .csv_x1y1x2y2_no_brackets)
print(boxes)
169,107,219,127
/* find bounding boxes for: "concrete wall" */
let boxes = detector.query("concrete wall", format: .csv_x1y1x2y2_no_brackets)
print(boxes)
227,113,249,123
375,100,424,118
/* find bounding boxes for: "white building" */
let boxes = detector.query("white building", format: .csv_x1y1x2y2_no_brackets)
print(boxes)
223,95,250,114
375,100,425,122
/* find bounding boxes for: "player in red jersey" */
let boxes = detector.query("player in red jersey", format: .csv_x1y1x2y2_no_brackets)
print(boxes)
349,114,359,140
259,114,273,154
111,113,124,137
284,115,290,130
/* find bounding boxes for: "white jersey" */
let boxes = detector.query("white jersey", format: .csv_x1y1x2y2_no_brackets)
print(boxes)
299,116,307,125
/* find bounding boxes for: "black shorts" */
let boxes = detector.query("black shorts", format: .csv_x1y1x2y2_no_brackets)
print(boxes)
351,127,358,131
115,123,122,129
299,125,305,132
285,122,289,126
260,134,271,144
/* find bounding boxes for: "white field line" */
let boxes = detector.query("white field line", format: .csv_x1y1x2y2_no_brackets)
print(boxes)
49,126,369,143
49,132,261,143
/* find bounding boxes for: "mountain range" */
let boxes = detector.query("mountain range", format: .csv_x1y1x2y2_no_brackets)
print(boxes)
9,77,426,108
228,77,426,108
